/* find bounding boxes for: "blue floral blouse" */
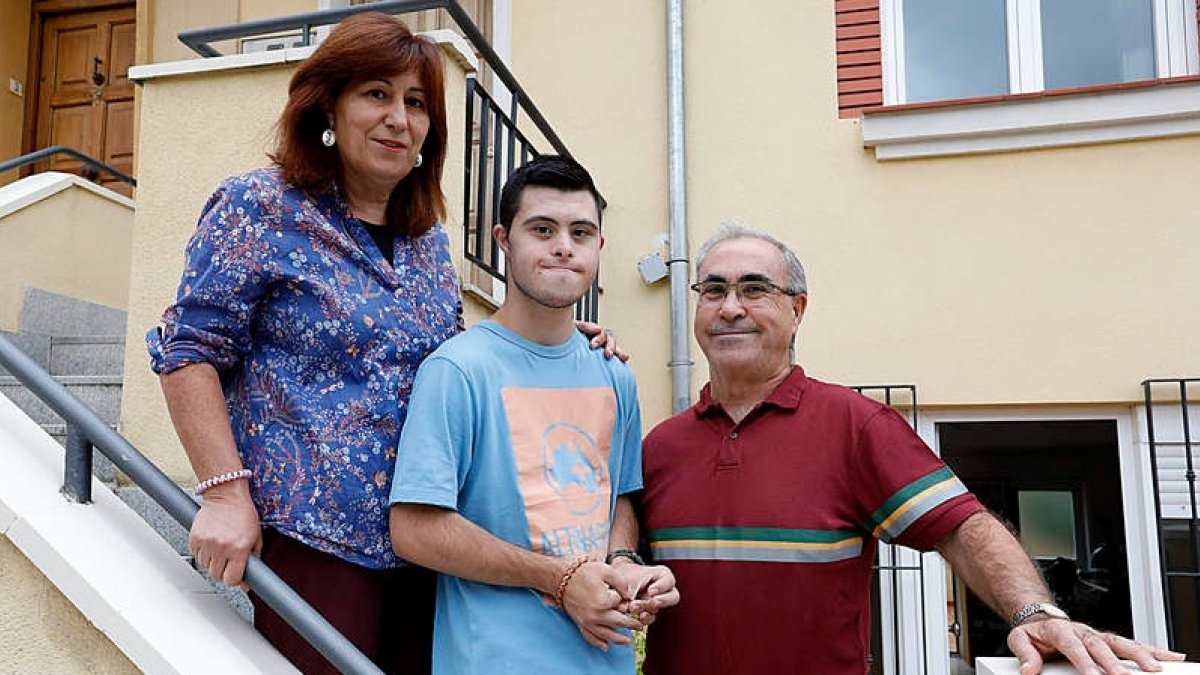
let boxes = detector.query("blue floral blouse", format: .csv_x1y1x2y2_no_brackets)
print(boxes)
147,168,462,569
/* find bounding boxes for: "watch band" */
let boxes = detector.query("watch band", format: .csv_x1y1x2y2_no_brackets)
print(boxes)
1010,602,1069,628
606,549,645,565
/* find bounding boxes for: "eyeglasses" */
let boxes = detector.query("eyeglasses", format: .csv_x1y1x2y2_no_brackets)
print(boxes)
689,279,797,303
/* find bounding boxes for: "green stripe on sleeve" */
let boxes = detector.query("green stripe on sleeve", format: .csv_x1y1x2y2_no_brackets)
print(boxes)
866,466,956,530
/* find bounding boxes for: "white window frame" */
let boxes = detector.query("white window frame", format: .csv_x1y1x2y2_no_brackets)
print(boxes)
912,406,1170,655
880,0,1199,106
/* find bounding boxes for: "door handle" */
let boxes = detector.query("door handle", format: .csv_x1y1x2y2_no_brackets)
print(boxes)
92,57,106,86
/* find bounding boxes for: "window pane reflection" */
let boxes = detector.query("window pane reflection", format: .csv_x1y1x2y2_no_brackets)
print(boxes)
903,0,1009,103
1041,0,1155,89
1019,490,1076,560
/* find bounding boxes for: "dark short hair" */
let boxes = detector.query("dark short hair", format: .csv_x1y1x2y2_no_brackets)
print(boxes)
498,155,604,230
271,12,447,237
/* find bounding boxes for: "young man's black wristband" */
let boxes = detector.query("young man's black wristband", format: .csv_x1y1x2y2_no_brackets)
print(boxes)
606,549,645,565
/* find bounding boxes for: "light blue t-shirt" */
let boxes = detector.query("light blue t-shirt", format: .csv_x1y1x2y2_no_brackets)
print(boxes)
389,320,643,675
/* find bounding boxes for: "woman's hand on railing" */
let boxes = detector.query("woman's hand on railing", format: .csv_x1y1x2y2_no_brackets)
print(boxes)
190,482,262,591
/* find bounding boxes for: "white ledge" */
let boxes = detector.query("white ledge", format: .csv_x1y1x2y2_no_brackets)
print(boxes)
0,172,134,220
977,657,1200,674
861,80,1200,160
0,393,298,674
129,29,476,83
461,280,501,310
421,29,479,72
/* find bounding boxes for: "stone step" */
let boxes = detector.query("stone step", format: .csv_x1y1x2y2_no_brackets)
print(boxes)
20,288,127,337
0,331,51,375
0,375,123,425
41,423,120,484
49,335,125,376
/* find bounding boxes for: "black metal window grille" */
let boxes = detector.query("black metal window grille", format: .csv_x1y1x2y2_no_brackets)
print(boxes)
1142,377,1200,657
463,76,599,323
851,385,942,675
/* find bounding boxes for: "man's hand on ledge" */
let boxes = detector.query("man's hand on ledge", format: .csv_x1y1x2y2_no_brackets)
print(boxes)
1008,618,1186,675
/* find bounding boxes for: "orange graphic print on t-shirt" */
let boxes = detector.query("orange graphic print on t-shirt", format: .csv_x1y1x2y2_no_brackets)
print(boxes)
501,386,616,560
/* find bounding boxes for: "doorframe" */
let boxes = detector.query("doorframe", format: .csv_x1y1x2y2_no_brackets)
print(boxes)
916,405,1169,648
21,0,136,169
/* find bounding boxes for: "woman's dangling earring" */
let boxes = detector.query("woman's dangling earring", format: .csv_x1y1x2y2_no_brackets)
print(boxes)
321,127,336,147
413,153,423,168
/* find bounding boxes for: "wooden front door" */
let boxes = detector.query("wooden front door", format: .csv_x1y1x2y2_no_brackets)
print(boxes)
33,5,135,196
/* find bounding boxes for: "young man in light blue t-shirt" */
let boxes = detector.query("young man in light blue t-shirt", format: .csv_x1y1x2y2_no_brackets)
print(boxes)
388,156,679,674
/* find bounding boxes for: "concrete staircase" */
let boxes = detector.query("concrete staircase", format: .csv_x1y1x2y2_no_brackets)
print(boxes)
1,288,252,621
0,289,129,483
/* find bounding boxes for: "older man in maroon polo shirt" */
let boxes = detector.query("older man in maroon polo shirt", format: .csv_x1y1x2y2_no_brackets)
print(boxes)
638,223,1183,675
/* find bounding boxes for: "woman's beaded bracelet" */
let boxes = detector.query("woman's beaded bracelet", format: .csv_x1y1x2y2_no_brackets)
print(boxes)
193,469,252,496
554,557,589,609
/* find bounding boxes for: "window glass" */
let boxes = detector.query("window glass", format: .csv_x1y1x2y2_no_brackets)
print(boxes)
1041,0,1155,89
1018,490,1076,559
903,0,1009,103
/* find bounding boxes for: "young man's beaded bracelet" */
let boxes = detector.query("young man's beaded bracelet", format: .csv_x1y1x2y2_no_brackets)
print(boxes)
554,557,589,608
193,469,252,496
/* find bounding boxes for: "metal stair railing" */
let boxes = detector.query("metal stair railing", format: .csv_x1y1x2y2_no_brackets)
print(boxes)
178,0,570,157
0,146,137,187
0,333,382,675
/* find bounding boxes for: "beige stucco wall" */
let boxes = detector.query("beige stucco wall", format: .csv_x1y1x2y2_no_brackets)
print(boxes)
150,0,238,63
121,61,293,479
0,183,134,331
240,0,313,23
0,0,31,188
0,536,139,674
122,42,478,480
146,0,316,65
510,0,1200,423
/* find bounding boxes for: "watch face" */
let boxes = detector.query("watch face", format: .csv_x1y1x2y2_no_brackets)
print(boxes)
1042,605,1069,620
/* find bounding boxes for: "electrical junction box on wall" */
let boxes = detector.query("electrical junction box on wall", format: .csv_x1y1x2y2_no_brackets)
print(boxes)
637,252,669,285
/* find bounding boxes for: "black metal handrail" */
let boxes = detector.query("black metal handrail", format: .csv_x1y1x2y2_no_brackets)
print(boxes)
0,334,381,675
463,76,536,278
177,0,571,157
0,146,136,187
